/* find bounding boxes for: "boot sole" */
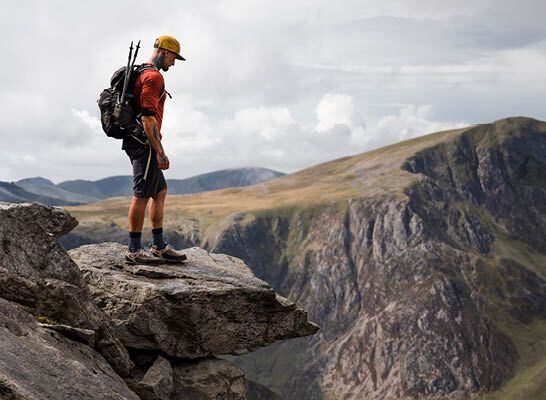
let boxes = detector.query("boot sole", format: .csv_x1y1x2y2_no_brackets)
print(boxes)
124,256,166,266
150,253,187,263
163,258,186,264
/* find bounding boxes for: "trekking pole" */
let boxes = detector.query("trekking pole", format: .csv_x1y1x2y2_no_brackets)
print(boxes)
119,41,134,105
131,40,141,70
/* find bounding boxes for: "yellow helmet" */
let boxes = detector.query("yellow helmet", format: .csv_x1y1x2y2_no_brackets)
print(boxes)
154,35,186,60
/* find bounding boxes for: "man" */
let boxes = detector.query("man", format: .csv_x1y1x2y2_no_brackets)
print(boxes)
123,35,187,265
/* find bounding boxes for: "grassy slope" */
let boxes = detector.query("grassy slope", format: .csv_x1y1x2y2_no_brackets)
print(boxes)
67,125,465,233
66,118,546,399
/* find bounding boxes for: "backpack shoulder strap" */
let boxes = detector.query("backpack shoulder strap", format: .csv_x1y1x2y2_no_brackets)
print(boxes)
136,64,159,73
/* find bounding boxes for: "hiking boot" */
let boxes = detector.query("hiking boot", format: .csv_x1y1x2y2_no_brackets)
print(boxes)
125,248,166,265
150,244,187,263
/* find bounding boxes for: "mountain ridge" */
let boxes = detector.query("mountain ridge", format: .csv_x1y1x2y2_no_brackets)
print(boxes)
62,116,546,399
0,167,285,206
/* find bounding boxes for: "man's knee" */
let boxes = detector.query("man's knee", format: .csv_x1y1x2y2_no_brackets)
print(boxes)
133,195,150,202
130,196,149,209
152,187,168,201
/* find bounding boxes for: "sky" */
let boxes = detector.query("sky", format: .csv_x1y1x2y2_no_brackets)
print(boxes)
2,0,546,183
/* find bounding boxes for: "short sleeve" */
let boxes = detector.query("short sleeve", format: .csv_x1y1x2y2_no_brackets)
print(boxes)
139,72,164,116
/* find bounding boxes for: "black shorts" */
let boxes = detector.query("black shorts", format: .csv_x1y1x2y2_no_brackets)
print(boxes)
125,147,167,198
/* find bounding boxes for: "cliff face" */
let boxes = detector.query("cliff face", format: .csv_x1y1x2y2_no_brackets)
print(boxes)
58,116,546,399
208,118,546,399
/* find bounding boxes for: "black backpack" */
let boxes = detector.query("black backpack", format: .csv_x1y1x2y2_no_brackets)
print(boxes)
97,63,156,139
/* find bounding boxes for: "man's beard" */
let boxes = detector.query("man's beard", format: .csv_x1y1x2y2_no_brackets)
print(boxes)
153,52,167,71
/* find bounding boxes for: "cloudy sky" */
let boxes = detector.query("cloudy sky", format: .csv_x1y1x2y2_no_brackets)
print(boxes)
2,0,546,183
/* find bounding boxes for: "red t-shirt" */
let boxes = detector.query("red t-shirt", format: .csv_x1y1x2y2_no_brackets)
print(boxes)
133,65,166,138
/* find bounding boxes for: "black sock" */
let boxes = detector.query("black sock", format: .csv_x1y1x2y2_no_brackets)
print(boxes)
152,227,165,249
128,231,142,253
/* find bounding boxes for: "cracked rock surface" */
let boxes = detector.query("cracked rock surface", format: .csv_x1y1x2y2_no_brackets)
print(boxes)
0,297,139,400
69,242,318,359
1,203,319,399
0,203,133,377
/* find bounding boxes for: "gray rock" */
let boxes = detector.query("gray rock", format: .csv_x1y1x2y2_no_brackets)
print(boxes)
128,356,173,400
0,297,139,400
0,203,133,376
69,242,318,358
127,354,245,400
37,322,96,346
0,202,321,400
170,357,245,400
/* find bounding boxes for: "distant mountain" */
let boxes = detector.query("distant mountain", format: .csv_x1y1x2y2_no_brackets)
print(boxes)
16,178,99,204
16,177,55,186
0,181,78,206
1,167,285,206
166,167,285,195
57,176,133,199
58,167,285,199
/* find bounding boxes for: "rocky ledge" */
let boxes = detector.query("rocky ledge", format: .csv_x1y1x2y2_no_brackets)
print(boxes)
0,203,318,399
69,242,318,359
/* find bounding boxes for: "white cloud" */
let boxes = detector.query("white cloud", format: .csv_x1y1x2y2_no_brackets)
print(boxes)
1,0,546,182
227,107,296,140
377,104,467,142
159,96,464,176
316,94,364,132
494,40,546,85
71,109,102,131
153,94,370,175
0,86,467,182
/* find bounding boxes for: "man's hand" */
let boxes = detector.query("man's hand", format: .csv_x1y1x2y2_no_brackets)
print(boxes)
157,152,170,170
141,116,169,170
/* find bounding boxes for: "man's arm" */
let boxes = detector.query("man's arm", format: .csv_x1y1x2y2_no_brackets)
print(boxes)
141,115,170,170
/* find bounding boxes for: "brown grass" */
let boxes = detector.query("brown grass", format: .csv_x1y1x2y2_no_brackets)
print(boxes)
67,125,470,232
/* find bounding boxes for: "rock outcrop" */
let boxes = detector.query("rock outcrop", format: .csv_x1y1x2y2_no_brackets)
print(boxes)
126,355,246,400
169,357,246,399
0,203,133,376
0,203,318,399
0,297,140,400
69,243,317,359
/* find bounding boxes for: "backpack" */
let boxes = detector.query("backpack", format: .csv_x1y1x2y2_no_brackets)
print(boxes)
97,63,156,140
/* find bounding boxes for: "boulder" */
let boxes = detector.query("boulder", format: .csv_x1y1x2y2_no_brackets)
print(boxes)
127,355,174,400
0,203,133,376
170,357,245,400
127,355,245,400
69,242,319,358
0,297,139,400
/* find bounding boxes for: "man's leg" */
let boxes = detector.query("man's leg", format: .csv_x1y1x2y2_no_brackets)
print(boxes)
149,187,186,262
150,187,167,229
127,196,149,252
129,196,149,231
124,147,165,264
125,195,164,264
149,187,167,249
